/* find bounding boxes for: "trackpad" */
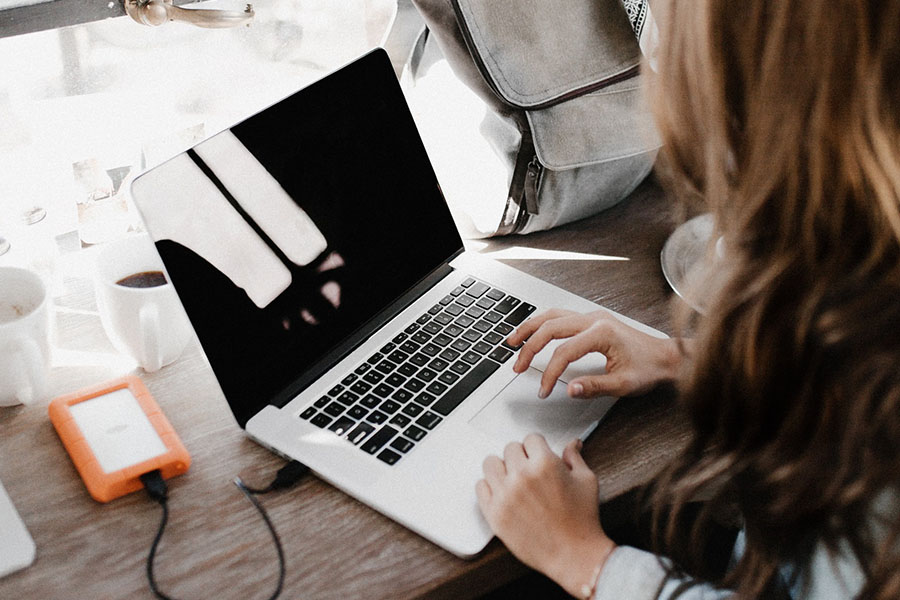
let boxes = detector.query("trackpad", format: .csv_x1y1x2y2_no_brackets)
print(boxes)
468,368,615,453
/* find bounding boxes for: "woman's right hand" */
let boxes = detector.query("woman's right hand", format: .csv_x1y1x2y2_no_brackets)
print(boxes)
507,309,685,399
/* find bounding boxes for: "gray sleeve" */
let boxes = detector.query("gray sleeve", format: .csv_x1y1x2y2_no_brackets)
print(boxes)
593,546,734,600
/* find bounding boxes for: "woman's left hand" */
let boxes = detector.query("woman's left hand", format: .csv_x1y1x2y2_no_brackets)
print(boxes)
475,434,616,597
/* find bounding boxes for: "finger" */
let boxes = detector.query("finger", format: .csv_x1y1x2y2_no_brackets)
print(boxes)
482,455,507,487
475,479,492,515
522,433,552,460
514,313,598,374
506,309,572,346
503,442,528,472
562,438,591,474
539,324,614,396
568,373,628,398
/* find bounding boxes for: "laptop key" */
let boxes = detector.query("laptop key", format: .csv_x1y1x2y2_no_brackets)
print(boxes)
392,332,408,344
431,359,502,416
373,383,394,398
428,358,449,371
462,329,482,343
409,352,430,366
413,392,437,407
361,425,399,454
504,302,536,326
346,422,375,445
404,378,425,392
423,322,442,335
300,407,316,419
483,331,503,345
455,295,474,307
476,297,495,310
348,405,369,420
461,277,476,287
494,322,514,335
341,373,358,386
487,289,505,301
438,371,460,385
439,348,460,362
494,296,521,315
311,414,333,428
433,313,453,325
405,323,420,334
402,403,424,417
360,394,381,408
411,331,431,345
466,282,490,298
488,347,514,363
405,425,427,441
399,341,420,354
450,361,471,375
363,370,385,384
366,411,389,424
473,341,493,355
428,304,442,315
416,314,431,325
451,285,466,296
379,400,401,414
426,381,448,395
388,350,409,364
444,303,464,316
397,363,418,378
386,373,406,388
390,413,412,428
390,437,415,453
324,402,345,417
450,339,471,352
355,363,372,375
461,351,482,365
484,311,502,324
473,320,493,333
329,416,356,436
366,352,384,365
416,411,442,430
440,294,454,305
416,368,437,382
328,384,344,397
350,381,372,395
421,343,441,356
380,342,397,354
377,449,402,465
392,389,413,403
337,391,359,406
314,396,330,408
375,360,398,374
433,333,452,347
445,324,464,337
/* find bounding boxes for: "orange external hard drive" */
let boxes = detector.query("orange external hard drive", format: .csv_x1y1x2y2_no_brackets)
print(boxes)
48,375,190,503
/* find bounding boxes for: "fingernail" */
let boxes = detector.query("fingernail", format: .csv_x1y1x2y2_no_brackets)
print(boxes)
576,439,583,451
571,383,584,397
538,387,548,399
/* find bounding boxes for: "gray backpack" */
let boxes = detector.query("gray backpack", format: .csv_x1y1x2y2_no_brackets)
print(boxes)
407,0,660,236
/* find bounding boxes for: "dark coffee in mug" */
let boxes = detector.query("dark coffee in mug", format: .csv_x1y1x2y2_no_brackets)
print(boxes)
116,270,167,288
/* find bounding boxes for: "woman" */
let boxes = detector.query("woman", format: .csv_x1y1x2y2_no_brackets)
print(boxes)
476,1,900,598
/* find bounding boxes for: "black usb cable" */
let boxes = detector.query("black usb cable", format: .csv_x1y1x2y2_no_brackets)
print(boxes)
140,461,310,600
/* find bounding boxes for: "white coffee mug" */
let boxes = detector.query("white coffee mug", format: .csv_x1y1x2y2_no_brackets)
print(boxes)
0,267,51,406
94,234,192,373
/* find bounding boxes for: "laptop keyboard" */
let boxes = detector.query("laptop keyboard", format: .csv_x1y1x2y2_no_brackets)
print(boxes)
298,277,536,465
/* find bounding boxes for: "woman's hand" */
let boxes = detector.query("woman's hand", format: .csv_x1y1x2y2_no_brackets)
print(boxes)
507,309,685,399
476,435,615,597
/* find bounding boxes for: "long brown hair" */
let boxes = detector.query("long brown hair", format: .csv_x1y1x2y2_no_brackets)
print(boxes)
646,1,900,597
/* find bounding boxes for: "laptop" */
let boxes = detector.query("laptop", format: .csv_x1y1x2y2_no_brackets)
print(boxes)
130,48,665,557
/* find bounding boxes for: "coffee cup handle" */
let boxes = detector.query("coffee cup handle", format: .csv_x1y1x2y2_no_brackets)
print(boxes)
139,303,163,373
12,338,44,405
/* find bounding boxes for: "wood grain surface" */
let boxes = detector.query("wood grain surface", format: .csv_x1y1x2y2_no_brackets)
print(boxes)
0,176,692,599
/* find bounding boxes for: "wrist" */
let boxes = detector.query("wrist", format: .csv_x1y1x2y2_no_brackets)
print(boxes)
549,533,616,599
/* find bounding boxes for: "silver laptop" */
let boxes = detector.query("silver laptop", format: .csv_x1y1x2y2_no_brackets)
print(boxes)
130,49,665,557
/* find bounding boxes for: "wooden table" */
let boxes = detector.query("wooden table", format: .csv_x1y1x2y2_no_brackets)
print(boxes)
0,176,691,599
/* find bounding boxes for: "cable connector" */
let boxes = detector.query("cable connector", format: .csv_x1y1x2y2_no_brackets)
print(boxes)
234,460,309,495
140,470,168,504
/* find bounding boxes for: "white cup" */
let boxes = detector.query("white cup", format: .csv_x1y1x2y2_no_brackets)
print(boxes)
0,267,51,406
94,234,192,373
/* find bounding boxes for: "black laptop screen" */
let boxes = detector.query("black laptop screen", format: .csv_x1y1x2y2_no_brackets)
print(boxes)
133,51,463,427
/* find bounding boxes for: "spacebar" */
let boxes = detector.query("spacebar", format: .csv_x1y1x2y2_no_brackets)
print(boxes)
431,359,501,416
